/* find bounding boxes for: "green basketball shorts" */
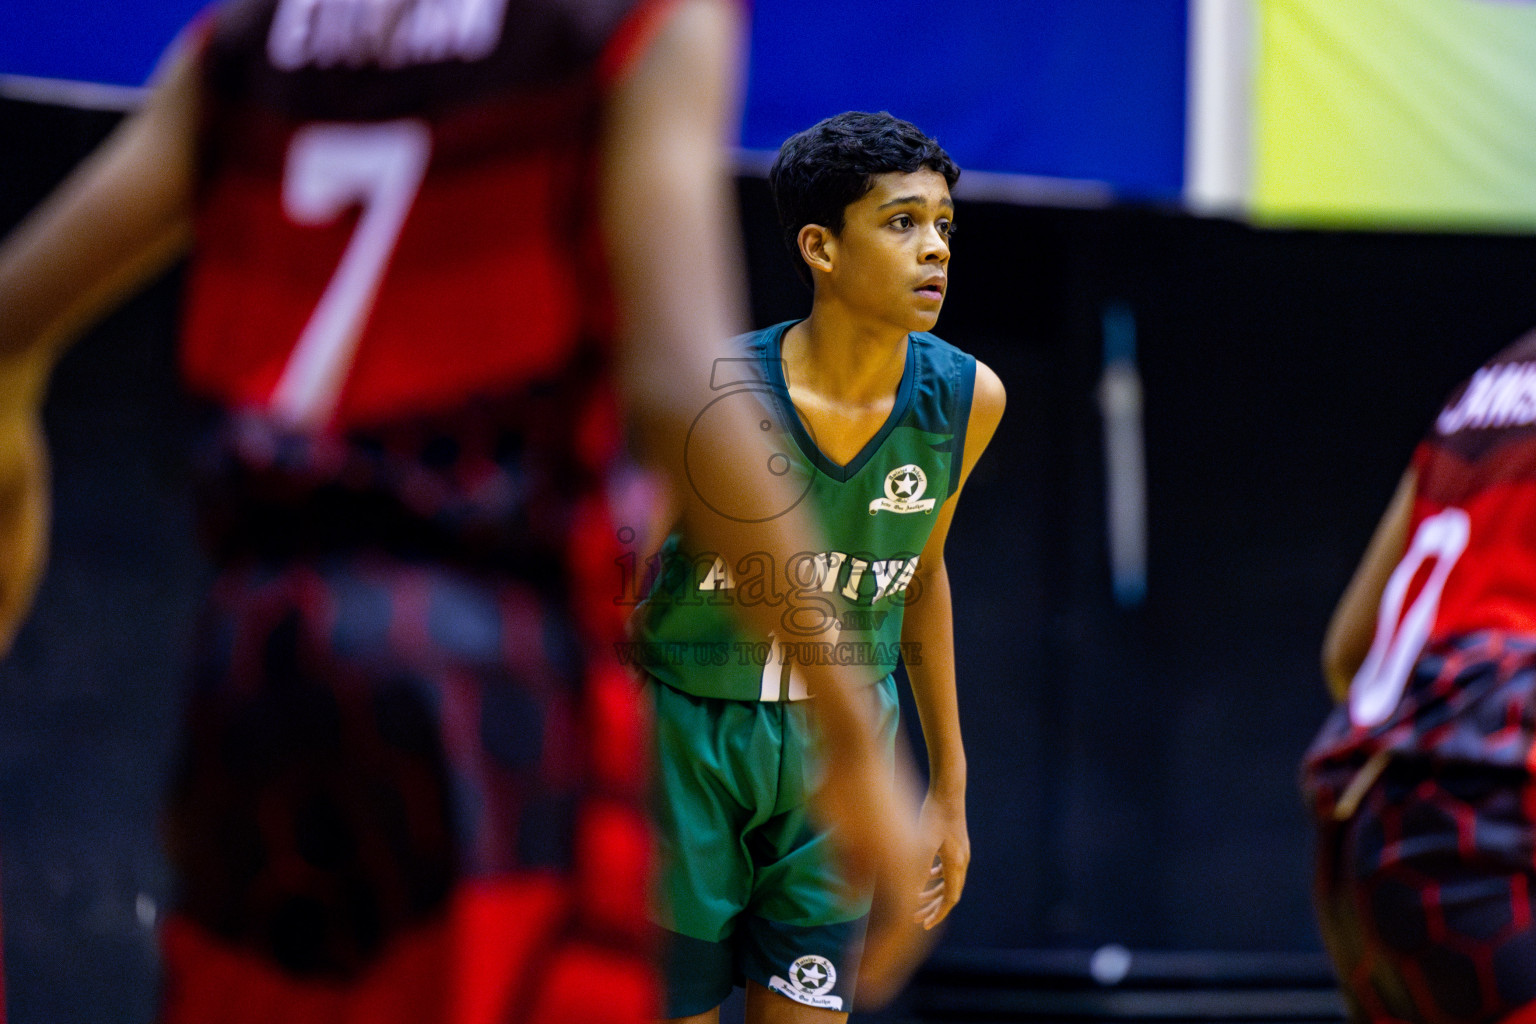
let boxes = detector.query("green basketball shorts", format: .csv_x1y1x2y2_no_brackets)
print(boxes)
647,674,900,1016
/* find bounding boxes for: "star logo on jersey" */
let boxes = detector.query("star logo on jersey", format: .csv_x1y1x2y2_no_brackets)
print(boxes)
869,463,937,515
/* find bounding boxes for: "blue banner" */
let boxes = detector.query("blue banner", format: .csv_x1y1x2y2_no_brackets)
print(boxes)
0,0,1188,199
743,0,1186,198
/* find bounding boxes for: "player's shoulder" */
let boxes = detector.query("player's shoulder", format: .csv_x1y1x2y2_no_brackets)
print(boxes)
729,320,797,375
908,330,981,397
909,330,971,362
732,321,794,349
971,358,1006,428
1486,326,1536,369
909,333,1005,450
913,332,1001,393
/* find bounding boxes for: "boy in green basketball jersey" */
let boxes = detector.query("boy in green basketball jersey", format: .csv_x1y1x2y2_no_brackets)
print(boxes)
633,111,1006,1024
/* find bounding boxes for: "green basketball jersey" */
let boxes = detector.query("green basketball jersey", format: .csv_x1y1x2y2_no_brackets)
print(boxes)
632,320,977,701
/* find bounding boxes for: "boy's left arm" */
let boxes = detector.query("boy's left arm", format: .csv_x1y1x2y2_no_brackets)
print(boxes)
902,358,1005,930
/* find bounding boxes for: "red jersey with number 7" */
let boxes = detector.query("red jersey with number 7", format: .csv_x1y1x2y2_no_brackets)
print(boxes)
159,3,684,1024
181,0,669,433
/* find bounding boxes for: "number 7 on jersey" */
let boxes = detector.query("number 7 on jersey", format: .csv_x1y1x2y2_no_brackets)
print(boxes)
271,120,432,428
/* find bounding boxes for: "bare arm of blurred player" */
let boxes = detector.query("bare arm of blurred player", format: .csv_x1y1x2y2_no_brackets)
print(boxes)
1321,468,1417,702
598,0,932,1005
899,360,1004,931
0,37,198,654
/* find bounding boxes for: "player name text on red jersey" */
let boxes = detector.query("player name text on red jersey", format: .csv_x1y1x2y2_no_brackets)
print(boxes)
267,0,510,70
1437,360,1536,434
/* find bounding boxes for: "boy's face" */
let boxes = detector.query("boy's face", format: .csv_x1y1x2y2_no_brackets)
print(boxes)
822,168,954,333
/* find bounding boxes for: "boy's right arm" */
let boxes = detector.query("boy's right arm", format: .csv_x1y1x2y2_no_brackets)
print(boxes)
0,34,199,653
597,0,932,1004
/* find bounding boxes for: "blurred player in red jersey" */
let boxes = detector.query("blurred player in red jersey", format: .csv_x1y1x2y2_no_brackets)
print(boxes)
1306,330,1536,1024
0,1,934,1020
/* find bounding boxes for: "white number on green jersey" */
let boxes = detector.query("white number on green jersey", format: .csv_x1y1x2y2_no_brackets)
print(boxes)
759,624,843,702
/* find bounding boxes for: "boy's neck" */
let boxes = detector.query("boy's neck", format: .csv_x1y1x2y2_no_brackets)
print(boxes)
783,300,911,404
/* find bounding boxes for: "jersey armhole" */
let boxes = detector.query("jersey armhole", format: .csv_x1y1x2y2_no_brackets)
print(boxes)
948,355,977,501
597,0,748,89
1411,443,1432,474
596,0,685,88
185,3,221,61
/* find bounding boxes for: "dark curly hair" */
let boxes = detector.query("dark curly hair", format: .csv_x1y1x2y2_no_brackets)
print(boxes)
768,111,960,284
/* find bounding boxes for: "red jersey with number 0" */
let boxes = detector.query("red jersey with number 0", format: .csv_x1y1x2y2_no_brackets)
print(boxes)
1410,330,1536,645
1306,330,1536,774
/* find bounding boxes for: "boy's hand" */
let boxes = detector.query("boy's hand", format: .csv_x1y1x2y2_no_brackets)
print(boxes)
916,790,969,930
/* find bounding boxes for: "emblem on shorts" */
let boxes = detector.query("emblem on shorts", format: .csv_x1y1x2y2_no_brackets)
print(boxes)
869,464,936,515
768,954,842,1010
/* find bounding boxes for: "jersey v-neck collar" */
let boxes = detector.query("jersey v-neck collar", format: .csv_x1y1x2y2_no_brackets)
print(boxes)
761,320,917,483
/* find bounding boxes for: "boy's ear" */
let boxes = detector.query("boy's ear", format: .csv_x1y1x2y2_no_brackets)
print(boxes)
796,223,835,275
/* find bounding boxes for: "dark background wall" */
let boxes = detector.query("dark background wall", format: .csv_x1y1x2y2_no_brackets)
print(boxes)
4,97,1535,1022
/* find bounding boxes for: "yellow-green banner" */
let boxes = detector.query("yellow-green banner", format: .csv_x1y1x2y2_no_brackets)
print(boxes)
1253,0,1536,229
